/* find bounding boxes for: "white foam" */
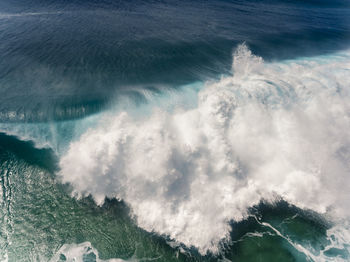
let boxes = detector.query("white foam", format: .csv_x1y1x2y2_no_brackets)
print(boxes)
50,242,134,262
59,44,350,254
0,12,64,20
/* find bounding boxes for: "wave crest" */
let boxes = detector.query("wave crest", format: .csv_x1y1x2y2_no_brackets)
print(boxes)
59,44,350,254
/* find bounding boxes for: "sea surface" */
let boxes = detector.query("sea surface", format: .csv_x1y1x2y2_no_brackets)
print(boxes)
1,0,350,261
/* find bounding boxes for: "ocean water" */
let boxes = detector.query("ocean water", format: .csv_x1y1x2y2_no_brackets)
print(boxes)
0,0,350,261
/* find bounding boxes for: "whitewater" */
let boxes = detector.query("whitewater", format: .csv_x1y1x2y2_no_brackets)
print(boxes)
43,44,350,258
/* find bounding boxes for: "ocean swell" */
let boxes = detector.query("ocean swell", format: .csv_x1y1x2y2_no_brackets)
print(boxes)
59,44,350,254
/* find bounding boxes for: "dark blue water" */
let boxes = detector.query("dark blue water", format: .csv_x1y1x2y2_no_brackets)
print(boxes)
0,0,349,121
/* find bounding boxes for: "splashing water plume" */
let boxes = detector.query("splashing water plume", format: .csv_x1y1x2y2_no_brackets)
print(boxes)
59,44,350,254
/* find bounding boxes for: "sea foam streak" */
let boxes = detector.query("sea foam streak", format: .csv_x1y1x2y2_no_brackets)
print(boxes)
0,12,64,19
50,242,132,262
59,45,350,254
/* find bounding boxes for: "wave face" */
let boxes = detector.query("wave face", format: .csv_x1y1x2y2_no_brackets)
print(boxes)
59,45,350,254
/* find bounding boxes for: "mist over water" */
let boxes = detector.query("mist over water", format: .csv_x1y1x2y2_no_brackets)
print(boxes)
0,0,350,261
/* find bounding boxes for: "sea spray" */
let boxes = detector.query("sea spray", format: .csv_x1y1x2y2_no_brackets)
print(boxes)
59,45,350,254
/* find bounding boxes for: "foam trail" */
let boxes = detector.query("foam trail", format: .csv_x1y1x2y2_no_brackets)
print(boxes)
0,12,64,19
256,218,317,261
59,44,350,255
50,242,135,262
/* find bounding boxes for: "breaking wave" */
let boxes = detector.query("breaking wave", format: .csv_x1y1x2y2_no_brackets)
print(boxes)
59,44,350,254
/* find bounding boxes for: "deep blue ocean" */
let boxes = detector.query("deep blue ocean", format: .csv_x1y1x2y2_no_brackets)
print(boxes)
0,0,350,261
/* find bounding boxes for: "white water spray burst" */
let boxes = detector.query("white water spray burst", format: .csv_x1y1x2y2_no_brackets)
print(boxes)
59,44,350,255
